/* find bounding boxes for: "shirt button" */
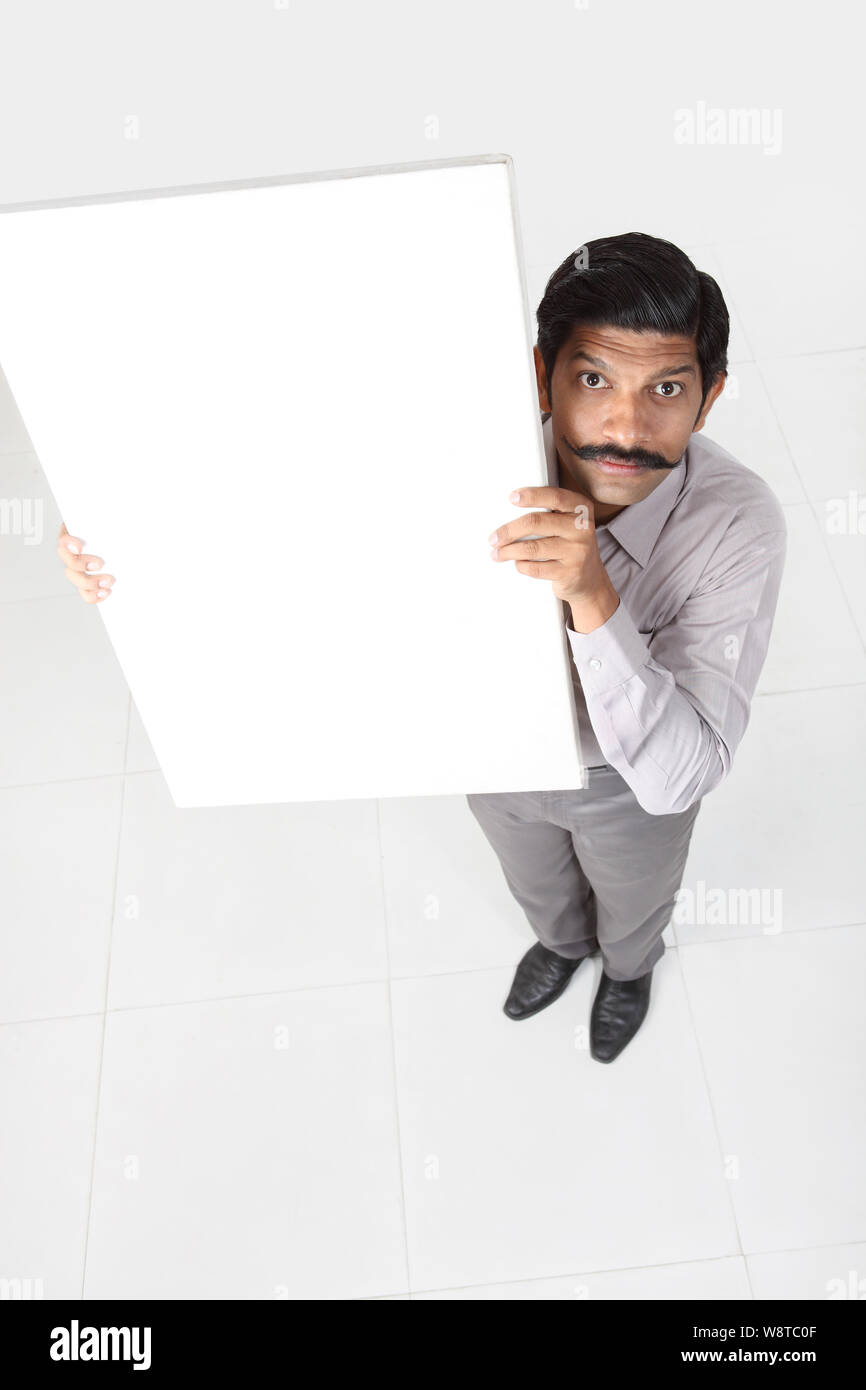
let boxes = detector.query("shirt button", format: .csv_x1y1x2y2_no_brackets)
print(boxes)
589,657,602,671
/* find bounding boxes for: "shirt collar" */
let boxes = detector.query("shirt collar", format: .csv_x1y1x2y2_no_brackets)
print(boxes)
541,412,688,569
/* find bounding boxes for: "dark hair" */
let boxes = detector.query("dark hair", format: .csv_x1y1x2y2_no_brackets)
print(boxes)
536,232,729,414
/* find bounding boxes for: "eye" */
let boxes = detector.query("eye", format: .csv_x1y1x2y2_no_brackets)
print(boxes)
577,370,609,389
652,381,685,398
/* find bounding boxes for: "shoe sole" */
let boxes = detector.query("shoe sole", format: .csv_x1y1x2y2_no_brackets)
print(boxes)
502,958,586,1021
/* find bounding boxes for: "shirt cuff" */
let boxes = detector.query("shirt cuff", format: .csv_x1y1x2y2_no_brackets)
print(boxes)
566,597,652,696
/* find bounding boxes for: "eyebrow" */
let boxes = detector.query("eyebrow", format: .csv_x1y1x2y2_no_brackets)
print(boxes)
566,349,696,380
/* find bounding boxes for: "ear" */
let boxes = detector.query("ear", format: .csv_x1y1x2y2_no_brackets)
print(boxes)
533,345,552,413
692,371,727,432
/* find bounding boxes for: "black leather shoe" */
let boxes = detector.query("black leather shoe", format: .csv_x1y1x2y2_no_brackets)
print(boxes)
503,941,588,1020
590,968,653,1062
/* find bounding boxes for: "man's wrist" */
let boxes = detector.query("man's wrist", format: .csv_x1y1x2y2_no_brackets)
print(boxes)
566,584,620,634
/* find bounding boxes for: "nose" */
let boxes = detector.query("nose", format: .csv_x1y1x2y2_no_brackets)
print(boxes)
599,390,652,452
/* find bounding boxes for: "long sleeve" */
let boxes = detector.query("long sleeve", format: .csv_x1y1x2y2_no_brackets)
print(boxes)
566,516,787,815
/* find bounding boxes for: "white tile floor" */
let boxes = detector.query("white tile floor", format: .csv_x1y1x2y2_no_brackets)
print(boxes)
1,238,864,1300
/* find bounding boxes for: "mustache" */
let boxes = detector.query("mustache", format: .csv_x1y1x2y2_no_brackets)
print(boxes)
565,439,681,471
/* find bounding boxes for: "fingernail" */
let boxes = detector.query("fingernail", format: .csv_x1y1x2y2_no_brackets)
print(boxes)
98,580,112,590
509,491,521,503
86,561,99,571
68,542,80,554
487,531,498,544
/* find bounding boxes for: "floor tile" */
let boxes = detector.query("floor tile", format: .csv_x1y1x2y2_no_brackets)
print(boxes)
392,956,739,1292
676,684,866,944
0,777,122,1023
680,927,866,1254
108,772,389,1008
0,1014,103,1299
84,987,408,1298
0,597,129,787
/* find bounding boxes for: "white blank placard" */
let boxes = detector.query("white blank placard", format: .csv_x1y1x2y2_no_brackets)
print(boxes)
0,156,584,805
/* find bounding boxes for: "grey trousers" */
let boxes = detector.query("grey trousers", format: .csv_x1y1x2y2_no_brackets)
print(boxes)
466,764,703,981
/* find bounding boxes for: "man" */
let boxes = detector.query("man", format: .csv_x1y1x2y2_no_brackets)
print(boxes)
468,231,786,1063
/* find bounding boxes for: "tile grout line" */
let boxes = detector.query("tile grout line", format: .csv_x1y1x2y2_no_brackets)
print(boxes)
78,688,132,1299
705,242,759,366
375,796,413,1296
708,245,865,659
756,365,866,663
705,236,865,645
369,1234,866,1299
673,945,755,1298
2,920,864,1031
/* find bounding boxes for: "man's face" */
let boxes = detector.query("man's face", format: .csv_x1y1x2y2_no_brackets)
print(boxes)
533,323,725,522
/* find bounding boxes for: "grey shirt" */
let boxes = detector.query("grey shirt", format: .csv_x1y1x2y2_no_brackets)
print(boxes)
540,412,788,815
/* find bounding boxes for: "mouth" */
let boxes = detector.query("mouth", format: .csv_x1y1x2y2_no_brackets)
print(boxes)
591,456,651,477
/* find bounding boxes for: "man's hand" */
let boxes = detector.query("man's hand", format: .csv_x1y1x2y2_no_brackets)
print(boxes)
487,485,619,630
57,523,115,603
